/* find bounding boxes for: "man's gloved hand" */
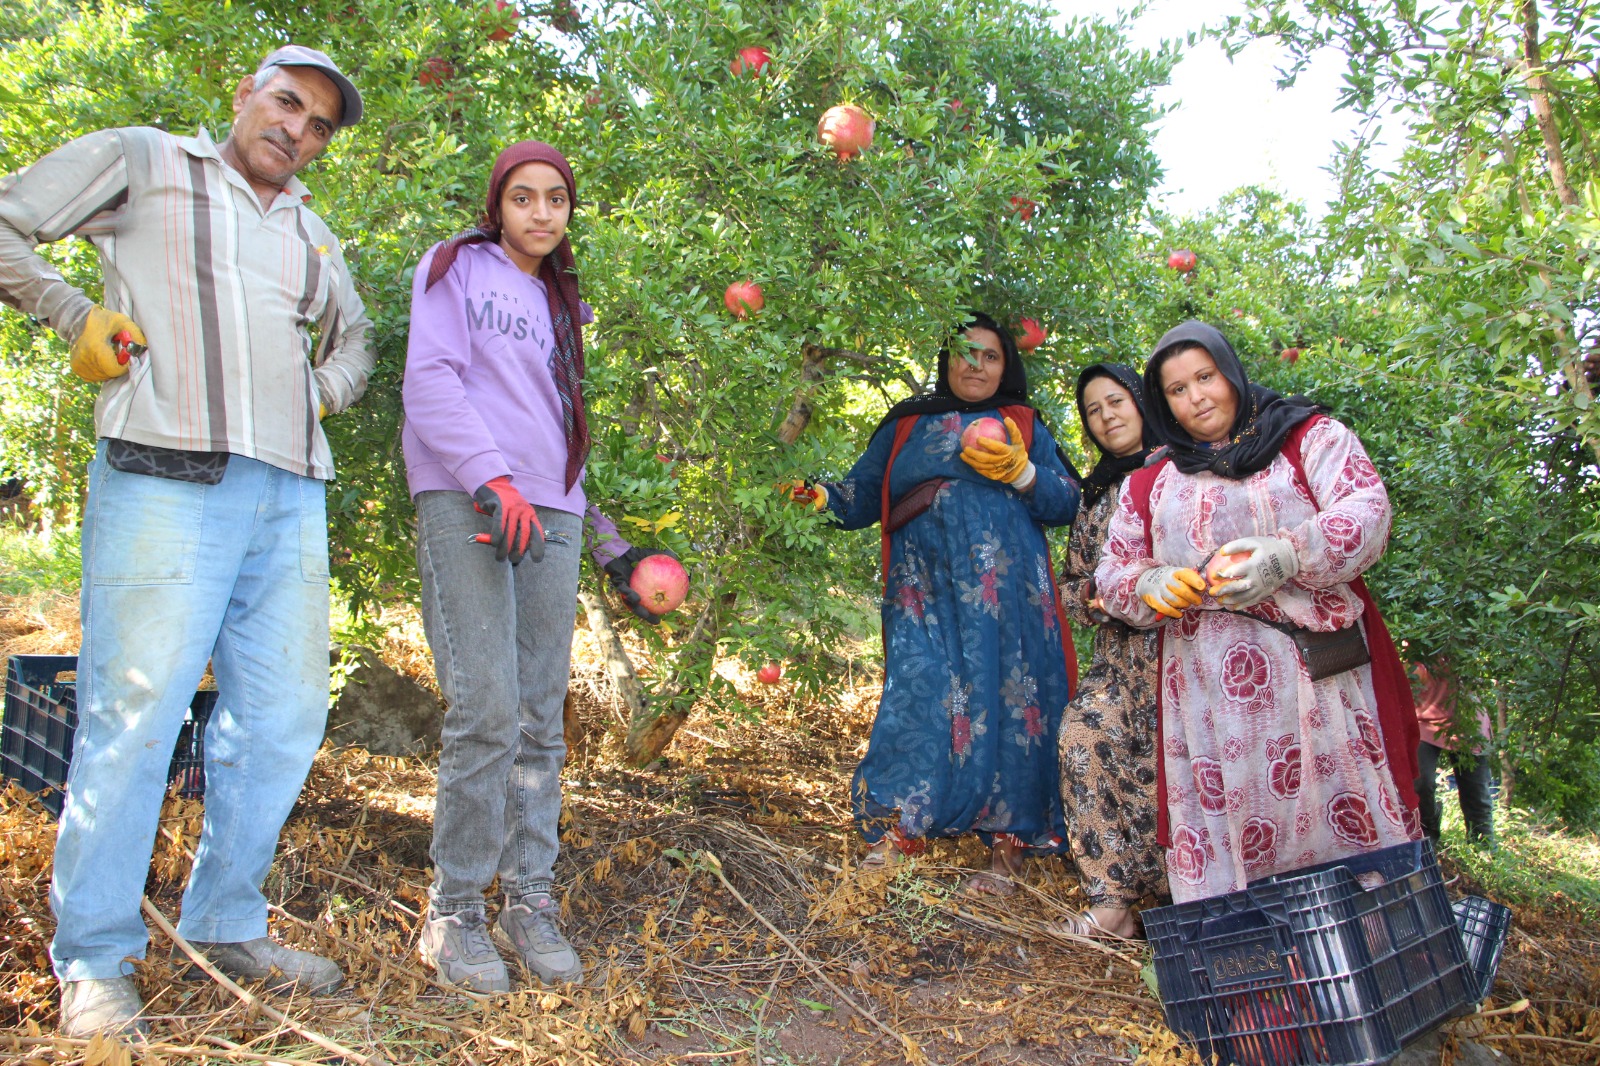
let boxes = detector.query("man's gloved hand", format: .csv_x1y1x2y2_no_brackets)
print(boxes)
1210,536,1300,608
472,476,545,565
70,306,146,383
961,416,1035,489
603,546,679,624
1136,566,1207,620
780,479,828,511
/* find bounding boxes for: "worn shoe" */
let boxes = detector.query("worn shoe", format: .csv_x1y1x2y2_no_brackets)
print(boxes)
183,937,344,994
495,894,584,986
59,977,149,1040
419,909,510,994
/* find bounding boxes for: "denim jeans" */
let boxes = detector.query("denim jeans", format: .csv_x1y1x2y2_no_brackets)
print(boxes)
414,491,580,913
50,444,330,981
1415,741,1495,845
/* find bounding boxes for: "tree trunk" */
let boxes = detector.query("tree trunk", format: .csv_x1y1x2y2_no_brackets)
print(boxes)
1519,0,1578,208
776,344,830,445
1495,693,1514,808
577,591,648,725
622,592,728,767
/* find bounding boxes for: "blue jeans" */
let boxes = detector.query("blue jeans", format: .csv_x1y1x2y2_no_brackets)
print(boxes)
50,444,330,981
413,491,580,914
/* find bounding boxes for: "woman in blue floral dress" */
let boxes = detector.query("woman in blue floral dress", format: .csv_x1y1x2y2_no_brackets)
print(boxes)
790,314,1081,893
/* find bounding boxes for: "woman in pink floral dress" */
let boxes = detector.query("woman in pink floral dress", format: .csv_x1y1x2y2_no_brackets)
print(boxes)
1095,321,1420,903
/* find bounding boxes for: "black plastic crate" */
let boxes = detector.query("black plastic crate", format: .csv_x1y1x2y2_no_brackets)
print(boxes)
1146,840,1478,1066
2,654,214,818
1452,896,1512,1003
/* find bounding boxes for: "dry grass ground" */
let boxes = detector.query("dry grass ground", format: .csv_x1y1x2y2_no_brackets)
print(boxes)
0,589,1595,1066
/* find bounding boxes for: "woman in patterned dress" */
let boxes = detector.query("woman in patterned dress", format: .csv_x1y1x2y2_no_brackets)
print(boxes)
1054,364,1169,937
1095,322,1420,903
790,313,1080,894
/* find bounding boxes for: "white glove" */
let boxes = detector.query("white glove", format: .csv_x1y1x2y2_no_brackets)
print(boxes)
1211,536,1300,608
1135,566,1206,620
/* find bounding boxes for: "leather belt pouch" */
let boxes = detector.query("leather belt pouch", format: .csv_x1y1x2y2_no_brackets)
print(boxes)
1288,624,1371,681
885,478,949,535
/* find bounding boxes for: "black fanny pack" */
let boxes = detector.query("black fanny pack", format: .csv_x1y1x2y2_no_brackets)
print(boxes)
1242,613,1371,682
105,439,230,485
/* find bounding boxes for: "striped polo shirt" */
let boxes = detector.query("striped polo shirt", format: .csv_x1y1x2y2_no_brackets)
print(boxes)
0,126,374,480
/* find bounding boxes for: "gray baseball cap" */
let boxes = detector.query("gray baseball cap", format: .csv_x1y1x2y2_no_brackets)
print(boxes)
256,45,363,128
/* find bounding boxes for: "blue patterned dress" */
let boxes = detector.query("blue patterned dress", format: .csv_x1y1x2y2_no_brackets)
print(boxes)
822,410,1080,849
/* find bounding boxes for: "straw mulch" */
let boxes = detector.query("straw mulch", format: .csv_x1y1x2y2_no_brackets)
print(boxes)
0,590,1594,1066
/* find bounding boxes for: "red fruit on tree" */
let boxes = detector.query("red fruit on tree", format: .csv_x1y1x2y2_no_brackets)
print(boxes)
483,0,519,41
961,417,1008,451
1167,248,1197,273
1009,196,1038,222
584,88,603,108
1279,347,1302,365
724,280,764,318
730,46,771,75
757,662,783,685
1232,307,1246,317
1015,317,1046,351
548,0,580,32
817,104,874,160
419,57,455,87
948,98,964,112
629,555,690,616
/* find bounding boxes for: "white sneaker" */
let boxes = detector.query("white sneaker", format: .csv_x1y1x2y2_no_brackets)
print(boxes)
419,909,510,994
495,894,583,985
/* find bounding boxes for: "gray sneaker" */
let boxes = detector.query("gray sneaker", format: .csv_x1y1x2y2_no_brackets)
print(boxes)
183,937,344,994
418,909,510,994
60,977,148,1040
495,894,583,985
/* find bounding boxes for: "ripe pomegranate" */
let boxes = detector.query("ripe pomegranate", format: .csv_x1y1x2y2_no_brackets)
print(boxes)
724,280,764,318
419,57,455,87
584,88,603,108
629,555,689,616
948,98,964,112
1009,196,1038,222
961,417,1008,451
1015,317,1046,351
756,662,783,685
730,46,771,75
483,0,519,41
817,104,874,160
1167,248,1197,273
1204,551,1251,588
1279,347,1302,365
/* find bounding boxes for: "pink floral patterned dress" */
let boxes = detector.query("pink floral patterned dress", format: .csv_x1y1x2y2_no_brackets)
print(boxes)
1095,416,1419,902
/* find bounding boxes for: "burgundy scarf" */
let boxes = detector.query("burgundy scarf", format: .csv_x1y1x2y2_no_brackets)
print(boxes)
425,141,590,492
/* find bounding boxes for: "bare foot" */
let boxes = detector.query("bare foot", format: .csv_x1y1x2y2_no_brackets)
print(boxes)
964,838,1026,897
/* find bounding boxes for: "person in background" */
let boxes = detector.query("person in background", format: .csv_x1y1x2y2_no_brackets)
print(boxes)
1054,364,1168,938
787,312,1080,896
402,140,672,993
0,46,373,1038
1411,657,1495,846
1095,321,1421,902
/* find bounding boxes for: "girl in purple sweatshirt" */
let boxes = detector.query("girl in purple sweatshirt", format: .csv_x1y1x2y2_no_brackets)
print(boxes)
401,141,669,992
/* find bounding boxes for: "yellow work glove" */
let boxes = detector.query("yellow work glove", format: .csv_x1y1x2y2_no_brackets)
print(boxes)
778,479,828,511
961,416,1035,488
1135,566,1206,620
70,306,146,383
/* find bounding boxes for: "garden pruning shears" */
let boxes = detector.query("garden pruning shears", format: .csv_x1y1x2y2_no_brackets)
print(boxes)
113,330,146,366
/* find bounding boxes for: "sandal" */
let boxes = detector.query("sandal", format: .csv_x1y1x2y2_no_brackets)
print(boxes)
1047,909,1137,941
963,869,1017,897
860,840,903,870
963,837,1026,898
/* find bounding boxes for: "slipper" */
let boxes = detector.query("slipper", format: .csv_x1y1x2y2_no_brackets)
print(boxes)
1047,911,1136,942
963,870,1017,898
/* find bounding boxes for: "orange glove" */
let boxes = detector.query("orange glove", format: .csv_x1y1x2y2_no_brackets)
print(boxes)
1136,567,1206,620
779,479,828,511
70,306,146,383
961,416,1034,487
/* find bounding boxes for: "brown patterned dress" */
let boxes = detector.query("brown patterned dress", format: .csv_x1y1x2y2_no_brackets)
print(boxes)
1058,485,1168,906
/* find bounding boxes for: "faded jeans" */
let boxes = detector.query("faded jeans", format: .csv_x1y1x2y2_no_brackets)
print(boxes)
50,444,330,981
414,491,580,913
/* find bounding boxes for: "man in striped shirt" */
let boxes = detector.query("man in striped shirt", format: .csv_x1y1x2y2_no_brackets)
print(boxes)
0,46,374,1040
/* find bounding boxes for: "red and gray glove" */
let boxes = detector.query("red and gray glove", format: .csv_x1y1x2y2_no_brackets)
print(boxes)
472,476,545,565
603,546,679,625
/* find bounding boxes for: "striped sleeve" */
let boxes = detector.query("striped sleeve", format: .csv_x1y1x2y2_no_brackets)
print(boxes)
0,128,131,342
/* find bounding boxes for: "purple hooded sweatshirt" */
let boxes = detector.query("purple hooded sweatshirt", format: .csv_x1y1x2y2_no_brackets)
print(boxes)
402,239,625,563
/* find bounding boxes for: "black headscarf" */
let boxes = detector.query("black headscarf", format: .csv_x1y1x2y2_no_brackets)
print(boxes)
1144,321,1325,479
1076,363,1161,508
873,312,1030,435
